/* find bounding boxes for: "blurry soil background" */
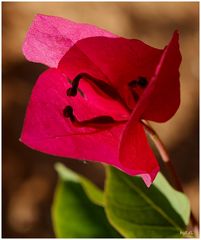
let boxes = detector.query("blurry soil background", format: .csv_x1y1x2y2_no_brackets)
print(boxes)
2,2,199,237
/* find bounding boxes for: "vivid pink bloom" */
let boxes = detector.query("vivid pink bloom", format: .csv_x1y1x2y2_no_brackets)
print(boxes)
21,14,181,187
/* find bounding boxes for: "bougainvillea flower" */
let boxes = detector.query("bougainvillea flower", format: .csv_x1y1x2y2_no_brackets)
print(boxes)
20,14,181,187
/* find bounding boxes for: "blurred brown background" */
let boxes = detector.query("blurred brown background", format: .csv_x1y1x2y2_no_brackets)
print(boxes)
2,2,199,238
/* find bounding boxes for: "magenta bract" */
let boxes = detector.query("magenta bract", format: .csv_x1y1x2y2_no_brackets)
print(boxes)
21,14,181,187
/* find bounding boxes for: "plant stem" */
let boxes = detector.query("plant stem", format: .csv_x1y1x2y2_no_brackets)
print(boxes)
141,120,199,237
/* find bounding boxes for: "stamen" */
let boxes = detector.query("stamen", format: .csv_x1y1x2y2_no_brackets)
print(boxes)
128,76,148,88
67,74,81,96
138,76,148,88
67,78,84,97
66,72,121,100
63,106,76,122
83,115,116,125
128,76,148,102
63,105,127,128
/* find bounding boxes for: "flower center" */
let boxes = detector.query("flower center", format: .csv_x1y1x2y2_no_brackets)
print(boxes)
63,73,148,128
64,73,131,128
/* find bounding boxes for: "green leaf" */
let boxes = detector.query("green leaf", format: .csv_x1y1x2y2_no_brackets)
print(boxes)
52,163,121,238
55,163,104,206
105,167,190,238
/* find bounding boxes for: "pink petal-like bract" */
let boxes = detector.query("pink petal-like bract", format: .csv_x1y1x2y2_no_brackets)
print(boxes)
23,14,115,68
21,14,181,187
